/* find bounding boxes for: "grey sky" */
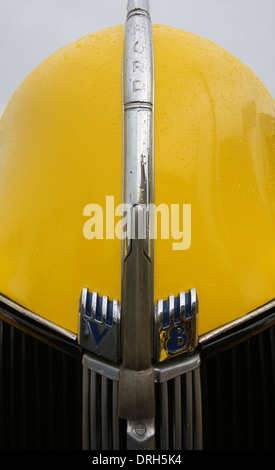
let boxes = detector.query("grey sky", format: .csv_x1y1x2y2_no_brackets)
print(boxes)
0,0,274,117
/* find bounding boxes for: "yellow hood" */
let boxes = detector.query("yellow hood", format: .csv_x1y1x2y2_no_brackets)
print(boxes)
0,24,274,337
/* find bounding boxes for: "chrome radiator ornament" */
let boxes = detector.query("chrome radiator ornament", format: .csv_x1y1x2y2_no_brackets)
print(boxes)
78,0,203,451
78,287,120,362
154,288,199,363
123,0,154,259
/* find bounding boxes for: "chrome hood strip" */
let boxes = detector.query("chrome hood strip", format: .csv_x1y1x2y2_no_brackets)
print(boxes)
118,0,155,447
199,298,275,344
122,0,154,259
0,293,77,341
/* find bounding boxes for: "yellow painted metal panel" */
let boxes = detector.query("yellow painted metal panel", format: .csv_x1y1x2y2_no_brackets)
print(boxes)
153,25,275,336
0,26,124,334
0,24,274,338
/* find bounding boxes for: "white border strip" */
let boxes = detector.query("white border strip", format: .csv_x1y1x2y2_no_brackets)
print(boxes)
0,294,77,341
199,298,275,344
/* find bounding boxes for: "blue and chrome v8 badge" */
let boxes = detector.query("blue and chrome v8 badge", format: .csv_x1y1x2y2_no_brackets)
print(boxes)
78,287,120,362
154,288,198,363
79,286,198,364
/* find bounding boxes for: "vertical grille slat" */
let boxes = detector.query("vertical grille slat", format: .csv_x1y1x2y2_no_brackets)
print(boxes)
20,332,27,450
9,326,15,448
112,380,120,450
62,353,69,448
47,347,54,449
173,376,182,450
34,339,41,448
231,347,237,449
101,376,109,450
160,382,169,450
82,365,90,450
90,370,98,449
154,354,202,451
258,333,268,448
245,339,253,449
184,371,193,450
82,356,123,451
193,368,202,450
0,317,82,450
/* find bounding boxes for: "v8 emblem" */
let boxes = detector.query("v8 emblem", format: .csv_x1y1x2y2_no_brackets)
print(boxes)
78,288,121,362
87,322,109,347
154,289,198,363
167,325,188,354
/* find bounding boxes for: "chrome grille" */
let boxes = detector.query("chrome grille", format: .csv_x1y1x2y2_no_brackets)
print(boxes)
3,296,275,450
82,352,202,450
155,369,202,450
154,354,202,450
82,354,124,450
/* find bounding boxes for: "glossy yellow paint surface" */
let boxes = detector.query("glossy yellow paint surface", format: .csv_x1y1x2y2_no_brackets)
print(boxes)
0,25,274,337
0,26,124,334
153,25,275,336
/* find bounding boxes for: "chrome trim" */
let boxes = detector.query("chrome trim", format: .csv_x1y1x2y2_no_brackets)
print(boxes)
78,288,121,362
91,290,97,321
82,354,121,450
82,352,120,381
118,0,155,433
154,289,199,362
127,0,151,16
123,0,154,258
0,293,77,341
199,298,275,344
154,352,201,383
82,351,202,450
127,418,155,450
155,353,202,450
82,351,200,386
193,367,203,450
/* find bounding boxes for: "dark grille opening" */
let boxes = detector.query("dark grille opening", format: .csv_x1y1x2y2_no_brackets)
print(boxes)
200,312,275,450
0,318,82,450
